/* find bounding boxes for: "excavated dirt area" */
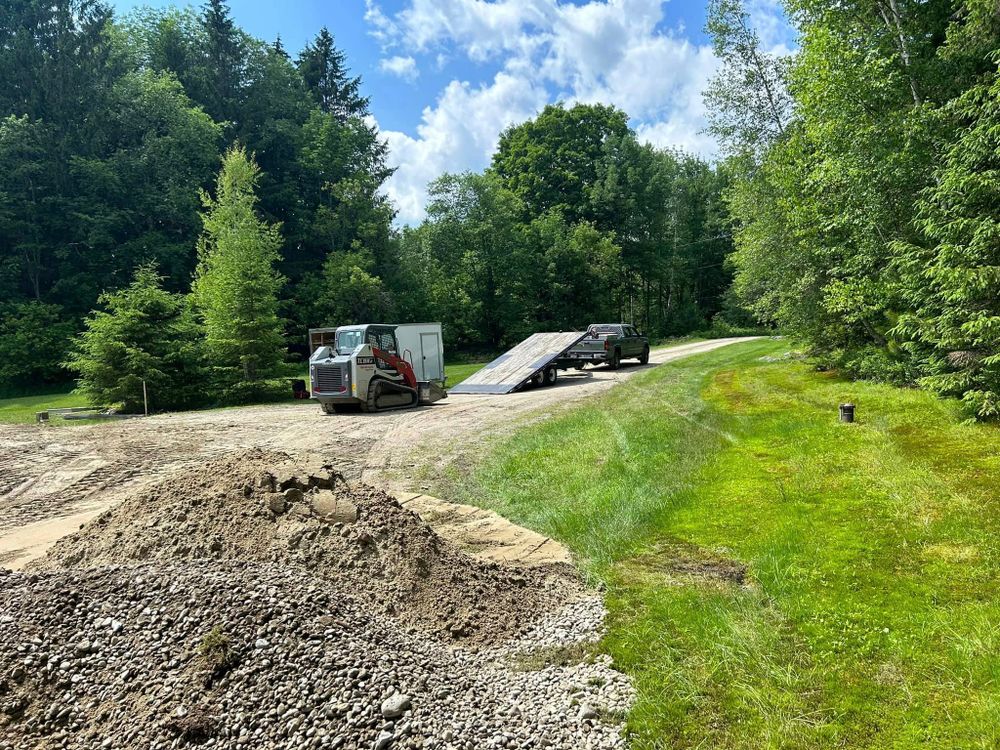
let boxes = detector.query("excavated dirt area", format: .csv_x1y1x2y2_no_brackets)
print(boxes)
0,338,754,568
2,450,632,749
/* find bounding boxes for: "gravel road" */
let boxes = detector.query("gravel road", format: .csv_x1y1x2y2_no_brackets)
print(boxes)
0,338,756,568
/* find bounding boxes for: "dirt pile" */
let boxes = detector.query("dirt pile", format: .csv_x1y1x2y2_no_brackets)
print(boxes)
37,449,578,645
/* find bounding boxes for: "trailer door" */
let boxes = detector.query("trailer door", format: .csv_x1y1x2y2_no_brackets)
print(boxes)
420,332,442,381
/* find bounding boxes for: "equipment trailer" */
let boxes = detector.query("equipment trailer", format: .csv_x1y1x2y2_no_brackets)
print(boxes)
309,323,447,414
449,331,588,395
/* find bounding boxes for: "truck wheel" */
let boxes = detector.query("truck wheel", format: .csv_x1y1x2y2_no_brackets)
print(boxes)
544,367,558,386
608,349,621,370
639,346,649,365
320,402,336,415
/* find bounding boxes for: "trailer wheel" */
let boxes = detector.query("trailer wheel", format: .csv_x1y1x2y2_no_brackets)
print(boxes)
544,367,558,386
639,345,650,365
530,371,544,387
608,348,621,370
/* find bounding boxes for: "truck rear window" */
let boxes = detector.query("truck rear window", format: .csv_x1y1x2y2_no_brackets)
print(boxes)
588,326,621,336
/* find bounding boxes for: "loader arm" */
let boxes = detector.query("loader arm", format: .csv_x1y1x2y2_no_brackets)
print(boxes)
371,347,418,389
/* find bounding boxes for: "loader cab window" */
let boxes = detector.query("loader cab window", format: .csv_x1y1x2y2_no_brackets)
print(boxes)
336,329,364,354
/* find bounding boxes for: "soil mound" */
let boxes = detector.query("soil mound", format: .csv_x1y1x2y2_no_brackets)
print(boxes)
37,449,578,644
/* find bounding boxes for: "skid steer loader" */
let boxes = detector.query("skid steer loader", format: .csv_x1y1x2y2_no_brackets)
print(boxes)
309,324,447,414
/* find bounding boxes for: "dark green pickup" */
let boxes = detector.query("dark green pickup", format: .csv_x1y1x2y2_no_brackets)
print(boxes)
560,323,650,370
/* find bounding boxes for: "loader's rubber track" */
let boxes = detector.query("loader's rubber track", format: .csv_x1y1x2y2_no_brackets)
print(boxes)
361,378,419,413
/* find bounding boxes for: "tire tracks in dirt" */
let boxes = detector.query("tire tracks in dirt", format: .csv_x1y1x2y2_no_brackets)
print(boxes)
0,338,760,565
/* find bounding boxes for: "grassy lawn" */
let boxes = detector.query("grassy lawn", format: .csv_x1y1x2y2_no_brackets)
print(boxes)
445,361,486,387
440,338,1000,749
0,389,83,424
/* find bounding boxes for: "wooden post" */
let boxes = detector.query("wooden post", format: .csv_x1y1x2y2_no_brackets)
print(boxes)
143,380,148,416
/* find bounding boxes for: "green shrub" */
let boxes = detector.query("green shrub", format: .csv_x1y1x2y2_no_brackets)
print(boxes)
834,345,920,386
66,266,207,413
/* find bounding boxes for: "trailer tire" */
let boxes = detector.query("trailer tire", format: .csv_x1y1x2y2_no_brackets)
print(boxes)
639,345,649,365
608,349,621,370
544,367,558,386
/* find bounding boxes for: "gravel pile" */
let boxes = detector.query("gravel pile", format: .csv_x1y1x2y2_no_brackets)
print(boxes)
2,450,634,749
39,449,576,645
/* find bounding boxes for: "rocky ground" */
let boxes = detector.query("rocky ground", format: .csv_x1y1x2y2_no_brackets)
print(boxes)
0,451,634,749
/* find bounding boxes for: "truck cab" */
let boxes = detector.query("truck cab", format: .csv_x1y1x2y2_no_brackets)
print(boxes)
564,323,650,370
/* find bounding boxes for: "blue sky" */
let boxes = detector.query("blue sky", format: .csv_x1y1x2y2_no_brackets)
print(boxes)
110,0,793,224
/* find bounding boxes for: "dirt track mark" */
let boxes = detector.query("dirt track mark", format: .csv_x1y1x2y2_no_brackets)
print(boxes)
0,338,760,562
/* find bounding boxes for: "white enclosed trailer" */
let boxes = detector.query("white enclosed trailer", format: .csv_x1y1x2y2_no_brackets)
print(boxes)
394,322,444,383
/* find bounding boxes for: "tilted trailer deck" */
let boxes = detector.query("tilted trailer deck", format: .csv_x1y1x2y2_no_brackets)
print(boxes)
449,331,588,395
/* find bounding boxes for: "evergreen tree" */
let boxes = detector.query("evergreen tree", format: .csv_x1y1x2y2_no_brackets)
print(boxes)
272,36,289,60
192,146,287,402
66,265,206,413
296,28,369,120
892,68,1000,417
199,0,244,124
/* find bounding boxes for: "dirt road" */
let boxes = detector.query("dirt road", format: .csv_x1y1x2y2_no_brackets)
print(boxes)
0,338,756,567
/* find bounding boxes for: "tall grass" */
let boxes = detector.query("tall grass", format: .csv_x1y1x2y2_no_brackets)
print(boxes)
442,340,1000,748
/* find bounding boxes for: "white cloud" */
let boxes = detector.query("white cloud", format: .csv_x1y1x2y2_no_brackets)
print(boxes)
381,71,549,223
379,55,420,82
368,0,791,224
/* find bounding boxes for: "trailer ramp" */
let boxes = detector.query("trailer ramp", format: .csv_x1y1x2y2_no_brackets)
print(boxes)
450,331,587,395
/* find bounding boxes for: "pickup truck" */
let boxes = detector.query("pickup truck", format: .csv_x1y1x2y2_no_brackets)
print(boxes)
563,323,649,370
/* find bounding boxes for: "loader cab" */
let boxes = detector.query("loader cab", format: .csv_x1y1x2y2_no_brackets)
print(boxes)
333,324,398,355
363,325,399,355
333,324,402,373
335,328,364,354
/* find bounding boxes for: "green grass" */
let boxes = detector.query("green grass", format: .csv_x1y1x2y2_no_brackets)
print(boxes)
440,339,1000,749
0,389,83,424
445,361,486,387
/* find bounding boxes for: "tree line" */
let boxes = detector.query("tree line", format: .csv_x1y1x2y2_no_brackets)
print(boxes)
0,0,739,408
390,104,738,351
707,0,1000,417
0,0,392,396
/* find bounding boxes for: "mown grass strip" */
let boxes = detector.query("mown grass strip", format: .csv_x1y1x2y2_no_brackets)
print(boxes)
442,339,1000,749
0,390,82,424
